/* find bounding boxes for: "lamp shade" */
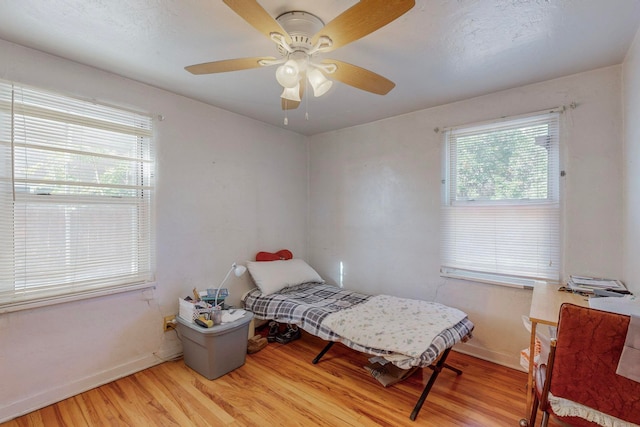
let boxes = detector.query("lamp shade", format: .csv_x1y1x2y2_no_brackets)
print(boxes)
233,264,247,277
307,68,332,97
213,262,247,309
280,84,301,102
275,59,300,88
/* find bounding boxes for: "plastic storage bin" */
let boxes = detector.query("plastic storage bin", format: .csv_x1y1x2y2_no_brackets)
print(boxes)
176,312,254,380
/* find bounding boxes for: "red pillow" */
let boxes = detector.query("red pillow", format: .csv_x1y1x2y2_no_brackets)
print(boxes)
255,249,293,262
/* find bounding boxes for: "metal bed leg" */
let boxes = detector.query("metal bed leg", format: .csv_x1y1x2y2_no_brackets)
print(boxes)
443,363,463,376
312,341,462,421
312,342,335,364
409,347,456,421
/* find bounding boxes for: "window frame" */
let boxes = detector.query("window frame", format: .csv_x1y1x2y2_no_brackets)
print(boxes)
0,80,156,313
440,110,562,288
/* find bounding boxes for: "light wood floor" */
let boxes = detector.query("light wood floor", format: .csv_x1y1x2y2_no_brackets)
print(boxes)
3,331,565,426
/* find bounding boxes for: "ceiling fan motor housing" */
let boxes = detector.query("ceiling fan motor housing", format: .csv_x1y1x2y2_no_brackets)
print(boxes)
275,11,324,57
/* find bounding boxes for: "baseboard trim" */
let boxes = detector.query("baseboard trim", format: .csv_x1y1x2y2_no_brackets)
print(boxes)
0,350,180,424
454,341,526,372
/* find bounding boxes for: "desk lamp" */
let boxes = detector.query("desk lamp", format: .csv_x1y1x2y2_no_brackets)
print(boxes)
213,262,247,309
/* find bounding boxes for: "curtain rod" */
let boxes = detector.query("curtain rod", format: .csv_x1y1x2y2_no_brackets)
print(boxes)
435,102,577,134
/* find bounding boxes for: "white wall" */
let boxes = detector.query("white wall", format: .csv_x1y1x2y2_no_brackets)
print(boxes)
623,27,640,294
0,40,307,422
308,66,624,369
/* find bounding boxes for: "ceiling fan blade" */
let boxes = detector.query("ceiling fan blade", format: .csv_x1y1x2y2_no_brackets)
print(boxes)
281,99,300,110
223,0,292,44
323,59,395,95
281,83,305,110
185,57,276,74
312,0,415,52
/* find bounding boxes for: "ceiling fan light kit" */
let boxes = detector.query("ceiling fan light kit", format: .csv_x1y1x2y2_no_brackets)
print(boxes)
185,0,416,122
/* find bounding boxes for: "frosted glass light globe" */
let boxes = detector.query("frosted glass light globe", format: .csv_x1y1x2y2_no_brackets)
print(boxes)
276,60,300,88
308,68,332,97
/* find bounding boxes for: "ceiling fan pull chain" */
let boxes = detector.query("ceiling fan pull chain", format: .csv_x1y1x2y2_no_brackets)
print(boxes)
305,71,309,121
284,102,289,125
304,102,309,120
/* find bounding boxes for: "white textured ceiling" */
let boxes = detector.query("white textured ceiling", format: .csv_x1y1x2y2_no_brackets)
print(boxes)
0,0,638,135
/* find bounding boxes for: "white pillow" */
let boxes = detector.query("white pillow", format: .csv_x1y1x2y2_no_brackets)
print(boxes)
246,259,324,296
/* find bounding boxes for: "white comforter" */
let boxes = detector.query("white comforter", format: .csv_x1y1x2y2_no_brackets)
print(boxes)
322,295,467,359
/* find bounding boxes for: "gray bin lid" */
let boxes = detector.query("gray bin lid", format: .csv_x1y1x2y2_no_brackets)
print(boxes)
176,311,254,336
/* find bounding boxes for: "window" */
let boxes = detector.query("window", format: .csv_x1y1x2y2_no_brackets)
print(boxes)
0,80,155,311
440,111,561,287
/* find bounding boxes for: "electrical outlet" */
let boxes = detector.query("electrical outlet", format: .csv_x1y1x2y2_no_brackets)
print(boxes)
163,315,176,332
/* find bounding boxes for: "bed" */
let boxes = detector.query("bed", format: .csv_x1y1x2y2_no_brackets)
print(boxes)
242,254,474,421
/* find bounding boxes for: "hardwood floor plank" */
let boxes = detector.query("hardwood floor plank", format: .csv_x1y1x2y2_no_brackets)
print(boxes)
93,382,149,425
141,366,234,426
2,331,567,426
53,398,88,427
133,370,207,426
77,388,132,426
237,354,372,426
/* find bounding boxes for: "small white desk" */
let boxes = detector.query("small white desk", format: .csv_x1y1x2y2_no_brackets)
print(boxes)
525,283,589,415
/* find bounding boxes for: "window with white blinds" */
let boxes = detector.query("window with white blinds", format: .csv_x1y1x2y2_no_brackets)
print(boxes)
440,111,561,287
0,80,155,311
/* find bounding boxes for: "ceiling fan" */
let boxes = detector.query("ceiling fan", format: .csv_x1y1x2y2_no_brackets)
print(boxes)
185,0,416,112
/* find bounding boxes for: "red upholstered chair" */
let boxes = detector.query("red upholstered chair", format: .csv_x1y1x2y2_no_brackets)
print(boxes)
521,303,640,427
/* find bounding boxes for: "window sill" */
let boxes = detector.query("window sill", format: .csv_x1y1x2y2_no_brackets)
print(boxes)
440,270,551,289
0,282,156,314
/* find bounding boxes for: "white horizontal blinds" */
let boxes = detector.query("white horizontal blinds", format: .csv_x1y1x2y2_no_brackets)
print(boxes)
441,112,560,283
0,80,155,306
0,84,13,291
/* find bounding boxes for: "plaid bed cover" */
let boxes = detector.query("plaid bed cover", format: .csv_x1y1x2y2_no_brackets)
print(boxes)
243,282,474,368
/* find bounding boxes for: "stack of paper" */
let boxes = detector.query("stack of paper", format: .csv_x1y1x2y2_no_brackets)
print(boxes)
567,275,626,294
